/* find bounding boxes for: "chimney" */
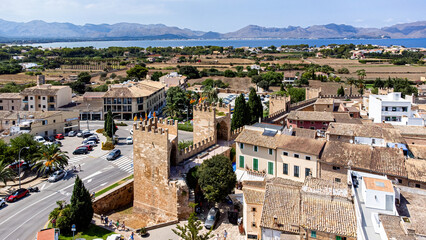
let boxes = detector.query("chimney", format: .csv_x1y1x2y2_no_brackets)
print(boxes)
37,75,45,87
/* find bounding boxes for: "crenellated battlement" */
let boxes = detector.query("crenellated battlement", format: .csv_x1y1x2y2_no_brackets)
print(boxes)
177,136,216,161
231,126,244,139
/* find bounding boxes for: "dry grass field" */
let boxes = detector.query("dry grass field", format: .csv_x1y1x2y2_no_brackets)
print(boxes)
308,58,426,81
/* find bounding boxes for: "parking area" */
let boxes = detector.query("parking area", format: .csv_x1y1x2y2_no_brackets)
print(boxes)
218,92,270,110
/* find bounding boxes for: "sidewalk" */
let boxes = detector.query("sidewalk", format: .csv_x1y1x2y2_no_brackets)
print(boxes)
0,173,45,197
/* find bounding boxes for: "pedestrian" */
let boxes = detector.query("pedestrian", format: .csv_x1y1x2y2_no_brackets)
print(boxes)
101,214,104,224
116,220,120,229
78,164,81,171
215,233,220,240
109,220,113,228
223,230,227,240
130,232,134,240
121,221,126,231
105,216,109,225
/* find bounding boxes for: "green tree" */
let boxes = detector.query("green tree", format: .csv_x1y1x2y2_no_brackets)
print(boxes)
373,78,384,88
0,140,14,164
69,80,86,94
178,65,200,79
165,87,189,118
70,175,94,231
197,155,236,203
248,88,263,124
9,133,40,164
258,80,270,91
104,110,117,138
172,204,212,240
337,86,345,96
151,71,164,81
224,70,236,78
288,87,306,103
33,144,69,175
202,86,218,103
347,77,357,96
337,67,350,74
235,66,244,72
0,159,16,185
127,65,149,80
356,69,366,81
231,94,250,130
78,72,92,84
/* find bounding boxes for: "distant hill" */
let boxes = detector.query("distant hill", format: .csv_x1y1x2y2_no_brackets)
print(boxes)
0,19,425,42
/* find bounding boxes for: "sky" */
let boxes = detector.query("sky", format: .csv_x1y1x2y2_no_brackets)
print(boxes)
0,0,425,32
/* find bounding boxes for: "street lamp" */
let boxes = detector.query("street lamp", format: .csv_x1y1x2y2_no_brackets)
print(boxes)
86,103,91,131
18,147,30,189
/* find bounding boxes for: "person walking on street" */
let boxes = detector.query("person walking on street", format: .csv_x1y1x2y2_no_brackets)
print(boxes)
109,220,113,228
130,232,134,240
78,164,81,171
101,214,104,224
104,216,109,225
116,220,120,229
223,230,227,240
121,221,126,231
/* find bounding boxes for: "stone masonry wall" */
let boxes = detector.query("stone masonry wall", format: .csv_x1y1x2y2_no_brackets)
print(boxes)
92,180,134,215
319,163,348,183
306,87,321,100
133,124,179,223
269,96,290,115
193,104,217,144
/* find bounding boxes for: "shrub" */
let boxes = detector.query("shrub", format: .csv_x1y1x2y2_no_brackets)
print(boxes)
116,122,128,126
96,129,104,134
101,142,115,150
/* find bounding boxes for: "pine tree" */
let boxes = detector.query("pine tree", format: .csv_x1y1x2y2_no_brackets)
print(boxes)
337,86,345,96
172,204,212,240
231,94,250,130
70,175,94,231
248,88,263,124
104,110,117,138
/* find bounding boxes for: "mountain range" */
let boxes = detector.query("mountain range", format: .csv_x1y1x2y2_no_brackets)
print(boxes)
0,19,425,42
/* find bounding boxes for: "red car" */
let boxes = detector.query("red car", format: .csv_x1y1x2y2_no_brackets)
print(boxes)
6,188,29,202
54,134,64,140
79,145,93,151
8,160,25,170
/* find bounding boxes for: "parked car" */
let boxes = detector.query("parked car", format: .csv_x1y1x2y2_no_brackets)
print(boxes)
126,136,133,145
76,131,83,137
204,207,220,229
6,188,29,202
46,136,56,142
0,197,5,207
85,140,97,147
53,140,62,147
48,170,66,182
82,132,93,138
87,136,99,143
106,234,123,240
73,147,89,155
34,136,46,143
80,144,93,151
106,149,121,160
8,160,26,170
54,134,64,140
67,131,77,137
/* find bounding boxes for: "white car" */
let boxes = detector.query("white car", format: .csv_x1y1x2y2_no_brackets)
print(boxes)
86,140,98,147
34,136,45,143
126,136,133,145
106,234,122,240
0,197,5,208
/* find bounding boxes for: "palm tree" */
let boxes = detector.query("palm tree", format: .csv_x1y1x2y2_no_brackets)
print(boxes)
356,69,366,81
347,77,356,96
33,145,69,175
0,159,17,185
163,104,179,118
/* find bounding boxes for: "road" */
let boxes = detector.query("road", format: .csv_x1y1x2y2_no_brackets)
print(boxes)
0,121,134,240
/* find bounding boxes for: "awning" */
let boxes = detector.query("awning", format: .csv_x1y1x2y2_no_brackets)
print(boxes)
235,169,265,182
64,125,79,129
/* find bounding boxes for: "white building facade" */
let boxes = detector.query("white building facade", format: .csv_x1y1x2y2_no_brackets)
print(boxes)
369,92,424,126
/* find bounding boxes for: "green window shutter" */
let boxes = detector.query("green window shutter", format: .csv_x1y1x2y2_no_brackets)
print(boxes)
311,231,316,238
239,156,244,168
253,158,258,171
336,236,342,240
268,162,274,175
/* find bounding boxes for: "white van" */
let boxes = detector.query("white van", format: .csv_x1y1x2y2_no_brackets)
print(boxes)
34,136,46,143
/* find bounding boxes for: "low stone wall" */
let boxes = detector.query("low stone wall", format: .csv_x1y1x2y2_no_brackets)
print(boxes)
93,179,134,215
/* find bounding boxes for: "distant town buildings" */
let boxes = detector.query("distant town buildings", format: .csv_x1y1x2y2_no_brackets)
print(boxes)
159,72,187,89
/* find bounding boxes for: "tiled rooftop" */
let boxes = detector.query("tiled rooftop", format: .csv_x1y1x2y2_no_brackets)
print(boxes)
327,122,405,143
287,111,335,122
378,215,416,240
407,145,426,159
301,177,350,199
242,188,265,205
301,195,357,237
321,141,407,177
405,158,426,182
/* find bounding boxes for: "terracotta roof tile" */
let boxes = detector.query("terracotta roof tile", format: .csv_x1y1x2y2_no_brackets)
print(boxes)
405,158,426,182
321,141,407,177
287,111,335,122
379,215,416,240
327,122,405,143
243,188,265,205
301,195,357,237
